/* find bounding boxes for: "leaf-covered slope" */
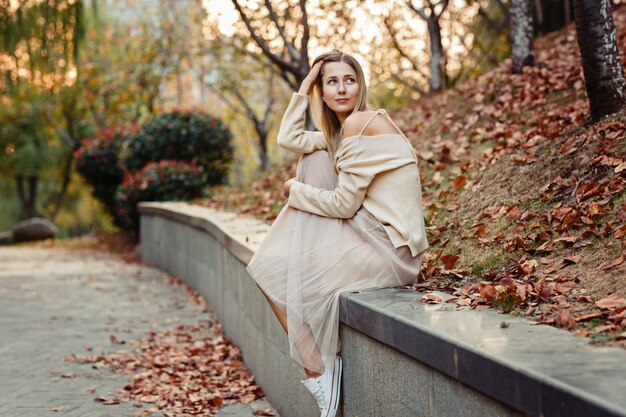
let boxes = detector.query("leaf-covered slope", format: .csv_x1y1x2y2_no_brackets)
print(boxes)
199,8,626,346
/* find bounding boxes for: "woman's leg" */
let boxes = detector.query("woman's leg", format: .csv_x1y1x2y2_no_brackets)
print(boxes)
257,283,288,333
257,283,323,378
259,150,336,379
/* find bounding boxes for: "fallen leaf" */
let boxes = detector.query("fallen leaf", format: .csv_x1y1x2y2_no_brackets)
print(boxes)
456,298,472,306
473,226,489,238
508,205,521,220
94,397,121,405
555,309,577,329
602,254,624,270
559,255,581,269
254,410,276,416
593,324,615,334
479,285,497,302
420,293,443,304
452,175,467,189
573,312,604,322
441,254,460,270
596,295,626,310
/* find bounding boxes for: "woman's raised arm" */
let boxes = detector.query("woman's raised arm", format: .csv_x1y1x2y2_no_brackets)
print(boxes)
277,61,327,154
276,93,327,154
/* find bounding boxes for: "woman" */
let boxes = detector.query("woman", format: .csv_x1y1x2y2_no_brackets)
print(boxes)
245,50,429,417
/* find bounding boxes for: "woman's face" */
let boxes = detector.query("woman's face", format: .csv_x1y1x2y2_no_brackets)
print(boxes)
321,61,360,118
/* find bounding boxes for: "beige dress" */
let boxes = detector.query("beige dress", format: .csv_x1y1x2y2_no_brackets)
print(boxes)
246,104,427,375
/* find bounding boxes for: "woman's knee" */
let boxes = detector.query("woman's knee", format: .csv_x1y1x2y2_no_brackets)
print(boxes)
296,150,336,189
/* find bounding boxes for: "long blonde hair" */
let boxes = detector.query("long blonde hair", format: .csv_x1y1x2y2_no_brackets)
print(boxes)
309,50,368,167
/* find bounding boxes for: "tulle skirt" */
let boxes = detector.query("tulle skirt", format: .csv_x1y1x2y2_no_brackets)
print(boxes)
245,150,422,374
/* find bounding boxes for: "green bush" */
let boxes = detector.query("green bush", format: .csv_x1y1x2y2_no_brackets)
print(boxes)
120,110,234,185
115,160,206,232
74,124,136,225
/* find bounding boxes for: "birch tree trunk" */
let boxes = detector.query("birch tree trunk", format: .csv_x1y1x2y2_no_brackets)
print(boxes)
405,0,449,92
427,17,445,91
573,0,626,121
510,0,535,73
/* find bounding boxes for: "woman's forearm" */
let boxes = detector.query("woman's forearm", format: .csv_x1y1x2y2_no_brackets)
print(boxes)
276,93,327,154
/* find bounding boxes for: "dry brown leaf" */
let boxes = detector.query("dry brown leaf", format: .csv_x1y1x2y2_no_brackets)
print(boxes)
602,254,624,270
596,295,626,310
508,205,521,220
559,255,581,269
479,285,497,302
573,312,604,322
473,226,489,238
452,175,467,189
254,410,277,416
420,293,443,304
441,254,460,270
555,309,577,329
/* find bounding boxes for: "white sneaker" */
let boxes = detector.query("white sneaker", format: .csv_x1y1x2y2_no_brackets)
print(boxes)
301,356,342,417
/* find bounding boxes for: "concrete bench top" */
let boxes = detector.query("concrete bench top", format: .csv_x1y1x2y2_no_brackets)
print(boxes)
139,201,626,417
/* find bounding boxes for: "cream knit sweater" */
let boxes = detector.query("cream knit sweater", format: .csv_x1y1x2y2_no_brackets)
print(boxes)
280,92,429,257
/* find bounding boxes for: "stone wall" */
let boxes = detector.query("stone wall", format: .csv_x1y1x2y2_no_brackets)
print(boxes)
139,202,626,417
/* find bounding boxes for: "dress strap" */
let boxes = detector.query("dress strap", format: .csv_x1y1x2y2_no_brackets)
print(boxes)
358,109,406,137
358,110,386,136
377,109,405,136
378,109,419,165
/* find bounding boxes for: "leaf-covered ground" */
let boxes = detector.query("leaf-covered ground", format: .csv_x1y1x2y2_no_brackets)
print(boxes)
199,11,626,347
27,234,275,417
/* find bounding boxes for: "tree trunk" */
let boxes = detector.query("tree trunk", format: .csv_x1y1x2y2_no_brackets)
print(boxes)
534,0,544,35
50,149,75,222
573,0,626,121
259,135,269,171
16,175,39,219
254,120,271,171
427,18,445,92
511,0,535,73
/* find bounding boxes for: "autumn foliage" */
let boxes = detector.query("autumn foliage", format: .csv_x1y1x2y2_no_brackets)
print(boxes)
64,277,266,417
204,8,626,346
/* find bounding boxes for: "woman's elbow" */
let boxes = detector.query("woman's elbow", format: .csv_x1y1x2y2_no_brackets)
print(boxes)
335,203,359,219
277,134,298,152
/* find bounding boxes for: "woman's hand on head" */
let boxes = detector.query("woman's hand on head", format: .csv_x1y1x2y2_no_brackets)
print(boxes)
283,177,297,198
298,61,324,96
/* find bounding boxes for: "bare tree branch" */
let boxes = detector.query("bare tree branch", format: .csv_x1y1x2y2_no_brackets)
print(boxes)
231,0,299,75
264,71,276,122
42,105,77,148
383,16,429,80
206,84,248,118
264,0,300,61
300,0,310,73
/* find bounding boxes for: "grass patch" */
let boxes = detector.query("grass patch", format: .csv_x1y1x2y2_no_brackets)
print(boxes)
469,251,507,276
493,295,521,313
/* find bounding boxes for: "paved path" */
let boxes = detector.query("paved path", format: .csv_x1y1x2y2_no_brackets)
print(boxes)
0,246,277,417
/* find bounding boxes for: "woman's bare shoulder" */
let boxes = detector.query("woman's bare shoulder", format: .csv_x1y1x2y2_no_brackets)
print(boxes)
342,110,397,138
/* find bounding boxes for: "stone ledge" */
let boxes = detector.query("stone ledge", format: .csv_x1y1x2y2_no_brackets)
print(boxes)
139,202,267,265
139,201,626,417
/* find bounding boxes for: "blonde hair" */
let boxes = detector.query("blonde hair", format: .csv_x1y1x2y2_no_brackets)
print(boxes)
309,50,368,168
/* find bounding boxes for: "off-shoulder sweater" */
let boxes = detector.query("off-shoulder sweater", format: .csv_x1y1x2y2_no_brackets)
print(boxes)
279,92,429,258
